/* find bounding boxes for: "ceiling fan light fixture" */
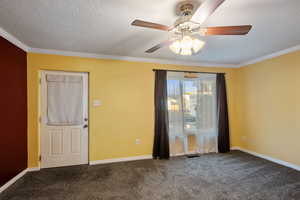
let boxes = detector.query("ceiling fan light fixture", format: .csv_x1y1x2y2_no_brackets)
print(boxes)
181,36,194,49
132,0,252,55
180,48,193,56
192,38,205,53
169,40,181,54
169,36,205,56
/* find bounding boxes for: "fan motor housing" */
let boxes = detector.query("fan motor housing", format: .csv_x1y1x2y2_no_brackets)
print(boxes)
180,3,194,16
175,0,201,16
173,0,202,33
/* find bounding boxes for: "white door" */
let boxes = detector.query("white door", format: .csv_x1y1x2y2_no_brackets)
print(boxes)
40,71,88,168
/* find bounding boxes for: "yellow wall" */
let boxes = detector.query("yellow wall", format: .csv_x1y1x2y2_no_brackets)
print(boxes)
236,50,300,166
27,53,239,168
28,50,300,168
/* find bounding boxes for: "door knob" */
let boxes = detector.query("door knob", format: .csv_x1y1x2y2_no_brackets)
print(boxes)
83,124,88,128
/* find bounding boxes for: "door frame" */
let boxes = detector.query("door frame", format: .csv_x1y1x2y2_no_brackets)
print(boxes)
38,70,90,168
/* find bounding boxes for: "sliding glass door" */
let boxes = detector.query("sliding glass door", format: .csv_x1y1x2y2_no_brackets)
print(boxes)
167,72,217,156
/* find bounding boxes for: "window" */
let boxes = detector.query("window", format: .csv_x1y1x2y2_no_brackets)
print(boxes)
167,72,217,155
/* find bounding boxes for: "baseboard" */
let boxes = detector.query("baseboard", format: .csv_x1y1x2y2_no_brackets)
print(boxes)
27,167,41,172
89,155,152,165
171,153,185,157
230,146,242,151
231,147,300,171
0,168,28,194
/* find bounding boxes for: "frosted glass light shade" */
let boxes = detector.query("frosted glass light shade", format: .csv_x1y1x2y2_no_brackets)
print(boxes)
192,39,205,53
181,48,192,56
169,40,181,54
169,36,205,56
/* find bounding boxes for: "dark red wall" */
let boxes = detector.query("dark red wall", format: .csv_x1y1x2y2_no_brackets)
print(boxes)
0,36,27,186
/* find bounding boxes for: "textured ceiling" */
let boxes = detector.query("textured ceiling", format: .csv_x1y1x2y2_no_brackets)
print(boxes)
0,0,300,65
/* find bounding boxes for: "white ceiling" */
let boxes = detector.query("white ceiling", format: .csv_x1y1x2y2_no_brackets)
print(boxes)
0,0,300,65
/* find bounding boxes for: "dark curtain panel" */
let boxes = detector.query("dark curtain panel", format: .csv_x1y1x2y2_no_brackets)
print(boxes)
153,70,170,159
216,73,230,153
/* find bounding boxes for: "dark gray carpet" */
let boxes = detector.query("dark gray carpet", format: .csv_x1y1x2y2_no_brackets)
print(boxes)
1,150,300,200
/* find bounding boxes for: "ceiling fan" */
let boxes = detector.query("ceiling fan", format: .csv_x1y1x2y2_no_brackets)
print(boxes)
131,0,252,56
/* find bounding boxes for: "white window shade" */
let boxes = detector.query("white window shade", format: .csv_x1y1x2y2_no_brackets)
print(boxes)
46,74,83,126
167,72,217,155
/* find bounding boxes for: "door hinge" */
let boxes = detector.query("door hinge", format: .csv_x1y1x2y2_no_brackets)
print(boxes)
39,78,41,84
39,116,42,123
39,155,42,162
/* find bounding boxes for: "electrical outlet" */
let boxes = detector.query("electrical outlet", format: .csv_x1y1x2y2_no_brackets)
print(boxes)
135,139,141,144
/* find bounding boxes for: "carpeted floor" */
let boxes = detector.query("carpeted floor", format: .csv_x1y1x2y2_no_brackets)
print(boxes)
1,150,300,200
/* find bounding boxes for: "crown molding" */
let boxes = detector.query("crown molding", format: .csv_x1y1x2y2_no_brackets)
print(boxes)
28,47,237,68
2,25,300,68
238,44,300,67
0,26,236,67
0,27,30,52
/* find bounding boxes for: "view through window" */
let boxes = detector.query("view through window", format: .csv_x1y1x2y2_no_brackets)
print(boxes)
167,72,217,155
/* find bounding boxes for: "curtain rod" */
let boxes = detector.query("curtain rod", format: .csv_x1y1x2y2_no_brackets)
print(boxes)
152,69,225,75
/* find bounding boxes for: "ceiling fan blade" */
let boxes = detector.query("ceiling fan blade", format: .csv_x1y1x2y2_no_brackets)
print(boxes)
131,20,170,31
200,25,252,35
191,0,225,24
145,41,172,53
